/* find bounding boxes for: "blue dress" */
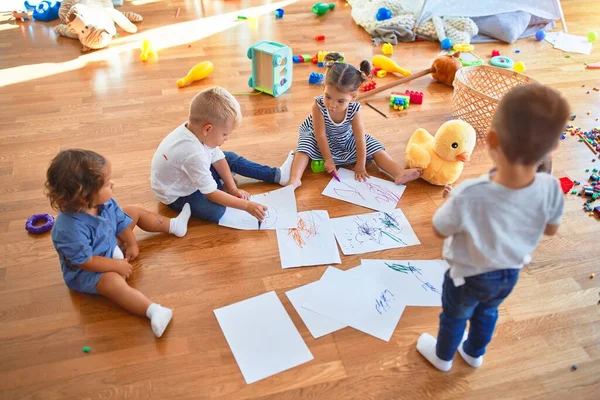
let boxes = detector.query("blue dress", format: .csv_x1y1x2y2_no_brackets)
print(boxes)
296,95,384,164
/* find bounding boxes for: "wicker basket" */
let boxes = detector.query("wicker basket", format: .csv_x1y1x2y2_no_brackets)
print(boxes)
452,66,538,138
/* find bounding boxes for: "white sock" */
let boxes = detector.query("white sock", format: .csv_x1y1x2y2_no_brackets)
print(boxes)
458,331,483,368
112,245,124,260
169,203,191,237
277,151,294,186
146,303,173,338
416,333,453,372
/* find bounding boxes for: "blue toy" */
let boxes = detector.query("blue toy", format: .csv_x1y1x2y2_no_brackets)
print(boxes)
376,7,392,21
274,8,284,18
535,29,546,41
247,41,293,97
24,1,60,22
308,72,324,85
440,38,453,50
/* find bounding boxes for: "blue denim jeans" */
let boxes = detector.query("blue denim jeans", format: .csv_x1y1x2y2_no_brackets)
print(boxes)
168,151,280,222
436,269,520,361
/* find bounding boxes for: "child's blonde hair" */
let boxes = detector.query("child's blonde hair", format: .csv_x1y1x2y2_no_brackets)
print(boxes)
189,86,242,128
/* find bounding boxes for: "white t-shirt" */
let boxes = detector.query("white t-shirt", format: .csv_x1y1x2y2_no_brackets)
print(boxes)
433,173,564,280
151,123,225,204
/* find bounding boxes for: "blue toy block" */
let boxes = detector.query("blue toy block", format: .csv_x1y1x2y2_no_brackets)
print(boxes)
274,8,284,18
308,72,324,85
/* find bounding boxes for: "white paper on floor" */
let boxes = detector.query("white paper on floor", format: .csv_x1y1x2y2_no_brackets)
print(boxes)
330,209,420,255
276,210,341,269
552,32,593,55
285,266,347,338
302,263,406,342
321,168,406,212
218,186,298,230
213,291,314,384
359,260,448,307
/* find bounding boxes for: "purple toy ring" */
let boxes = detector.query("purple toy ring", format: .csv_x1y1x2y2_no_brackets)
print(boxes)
25,213,54,234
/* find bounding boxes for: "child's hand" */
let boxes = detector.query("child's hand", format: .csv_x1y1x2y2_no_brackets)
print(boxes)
125,243,139,261
324,159,337,175
442,184,453,199
230,188,250,200
114,260,133,279
354,167,370,182
245,201,268,221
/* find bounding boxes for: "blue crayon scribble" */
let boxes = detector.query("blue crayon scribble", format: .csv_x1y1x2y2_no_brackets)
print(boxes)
375,289,395,314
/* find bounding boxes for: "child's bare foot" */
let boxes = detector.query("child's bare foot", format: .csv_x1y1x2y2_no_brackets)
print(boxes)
287,179,302,190
394,168,422,185
442,184,453,199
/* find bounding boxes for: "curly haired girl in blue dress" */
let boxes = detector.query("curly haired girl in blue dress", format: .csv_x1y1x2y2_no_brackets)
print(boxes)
46,150,192,337
288,53,422,188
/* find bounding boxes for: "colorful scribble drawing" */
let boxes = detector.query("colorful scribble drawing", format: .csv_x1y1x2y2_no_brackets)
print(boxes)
375,289,396,314
385,262,441,294
346,212,407,248
288,212,319,248
333,180,400,204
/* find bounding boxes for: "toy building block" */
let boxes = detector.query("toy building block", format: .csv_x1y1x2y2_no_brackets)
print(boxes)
274,8,284,18
390,93,410,110
308,72,324,85
247,40,293,97
382,43,393,56
293,55,302,63
405,90,424,104
360,81,376,92
311,160,325,173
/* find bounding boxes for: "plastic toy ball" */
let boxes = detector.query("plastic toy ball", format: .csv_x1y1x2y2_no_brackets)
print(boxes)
441,38,453,50
514,61,526,73
376,7,392,21
588,31,598,43
535,29,546,41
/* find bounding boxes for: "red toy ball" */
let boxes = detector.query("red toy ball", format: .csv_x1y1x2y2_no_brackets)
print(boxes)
491,49,501,57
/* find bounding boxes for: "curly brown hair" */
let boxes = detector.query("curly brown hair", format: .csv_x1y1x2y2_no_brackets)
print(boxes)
45,149,107,213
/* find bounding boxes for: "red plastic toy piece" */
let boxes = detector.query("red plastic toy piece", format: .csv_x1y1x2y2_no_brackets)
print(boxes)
491,49,501,57
405,90,424,105
315,35,325,41
360,81,377,92
559,177,574,194
311,55,318,64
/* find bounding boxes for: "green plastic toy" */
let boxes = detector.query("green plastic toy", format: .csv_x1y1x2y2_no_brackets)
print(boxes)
312,2,334,16
311,160,325,173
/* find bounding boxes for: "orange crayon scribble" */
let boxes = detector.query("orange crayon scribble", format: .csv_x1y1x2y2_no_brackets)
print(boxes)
288,214,318,248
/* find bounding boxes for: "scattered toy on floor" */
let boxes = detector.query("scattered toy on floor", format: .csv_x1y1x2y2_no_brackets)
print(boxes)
315,35,325,41
274,8,284,18
405,120,477,185
376,7,392,21
247,41,293,97
535,29,546,41
491,49,501,57
25,213,55,234
177,61,214,88
308,72,324,85
24,0,60,22
82,346,91,353
441,38,453,50
588,31,598,43
312,2,334,16
140,39,156,61
514,61,526,73
382,43,393,56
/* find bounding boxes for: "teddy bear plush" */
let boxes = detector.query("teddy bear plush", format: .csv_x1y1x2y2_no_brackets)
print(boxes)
54,0,142,52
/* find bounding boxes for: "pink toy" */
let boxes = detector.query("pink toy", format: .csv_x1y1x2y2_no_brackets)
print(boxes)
491,49,501,57
405,90,423,104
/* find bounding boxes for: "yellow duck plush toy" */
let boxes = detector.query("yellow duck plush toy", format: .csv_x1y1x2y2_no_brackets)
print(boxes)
405,120,476,186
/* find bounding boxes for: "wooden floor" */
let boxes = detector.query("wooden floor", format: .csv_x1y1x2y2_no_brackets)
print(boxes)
1,0,599,398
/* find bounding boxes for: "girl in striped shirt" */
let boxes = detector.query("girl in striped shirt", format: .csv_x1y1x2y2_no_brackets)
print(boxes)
288,53,422,188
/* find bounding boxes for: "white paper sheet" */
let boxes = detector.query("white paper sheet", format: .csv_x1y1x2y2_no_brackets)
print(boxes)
359,260,448,307
554,32,593,55
321,168,406,212
330,209,420,255
302,264,406,342
276,210,341,269
214,291,314,384
543,31,561,46
218,186,298,230
285,266,347,338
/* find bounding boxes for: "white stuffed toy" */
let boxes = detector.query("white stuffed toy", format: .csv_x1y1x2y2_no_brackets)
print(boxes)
54,0,143,52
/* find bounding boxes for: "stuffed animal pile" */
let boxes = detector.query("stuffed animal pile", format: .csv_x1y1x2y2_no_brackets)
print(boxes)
54,0,142,52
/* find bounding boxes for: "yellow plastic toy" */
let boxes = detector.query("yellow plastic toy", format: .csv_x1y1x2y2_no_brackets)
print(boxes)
372,55,411,77
381,43,393,56
140,39,156,62
177,61,214,88
453,43,474,52
405,120,476,186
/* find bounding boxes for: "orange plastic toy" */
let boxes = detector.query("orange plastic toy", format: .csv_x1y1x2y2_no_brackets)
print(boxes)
176,61,214,88
372,55,411,77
